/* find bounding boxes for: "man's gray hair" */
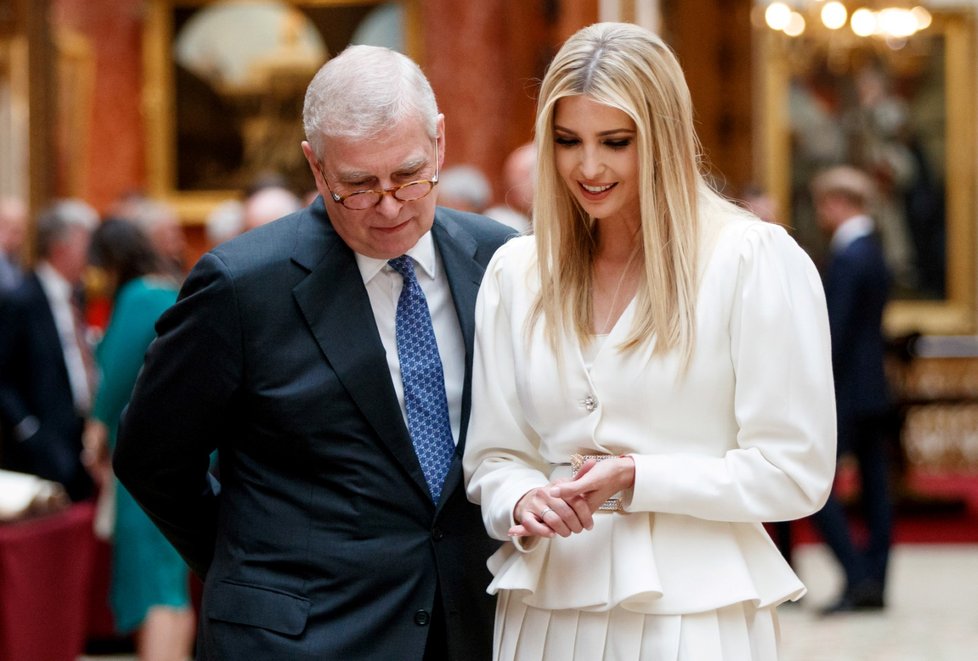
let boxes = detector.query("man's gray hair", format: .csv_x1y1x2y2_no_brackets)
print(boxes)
35,199,98,258
438,165,492,212
125,198,178,235
810,165,877,209
302,45,438,158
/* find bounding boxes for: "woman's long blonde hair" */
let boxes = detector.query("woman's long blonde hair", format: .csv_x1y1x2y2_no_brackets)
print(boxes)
530,22,706,365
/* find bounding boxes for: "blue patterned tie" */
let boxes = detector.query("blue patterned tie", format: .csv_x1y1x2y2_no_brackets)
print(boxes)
388,255,455,503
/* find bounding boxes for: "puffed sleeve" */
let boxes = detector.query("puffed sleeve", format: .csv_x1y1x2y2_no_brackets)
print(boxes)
463,239,551,543
627,222,837,522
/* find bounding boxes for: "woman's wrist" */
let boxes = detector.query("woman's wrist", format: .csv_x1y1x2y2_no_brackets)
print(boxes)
512,489,533,524
617,454,635,490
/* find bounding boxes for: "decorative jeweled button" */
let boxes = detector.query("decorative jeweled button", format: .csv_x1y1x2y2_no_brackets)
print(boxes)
581,394,598,412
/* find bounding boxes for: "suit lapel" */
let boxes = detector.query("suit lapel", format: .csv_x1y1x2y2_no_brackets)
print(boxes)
431,212,485,508
291,201,430,500
290,203,489,509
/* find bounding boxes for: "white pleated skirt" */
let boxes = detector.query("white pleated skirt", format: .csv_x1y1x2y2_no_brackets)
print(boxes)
494,591,781,661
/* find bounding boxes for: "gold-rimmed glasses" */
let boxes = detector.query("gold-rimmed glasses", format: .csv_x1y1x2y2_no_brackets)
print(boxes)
318,140,440,211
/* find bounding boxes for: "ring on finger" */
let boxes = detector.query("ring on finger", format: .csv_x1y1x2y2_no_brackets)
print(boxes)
539,508,554,518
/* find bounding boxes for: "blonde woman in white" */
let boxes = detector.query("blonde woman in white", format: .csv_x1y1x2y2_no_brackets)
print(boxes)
464,22,837,660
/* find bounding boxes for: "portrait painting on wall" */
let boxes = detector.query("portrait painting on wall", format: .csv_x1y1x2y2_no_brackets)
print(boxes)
787,32,947,301
147,0,408,207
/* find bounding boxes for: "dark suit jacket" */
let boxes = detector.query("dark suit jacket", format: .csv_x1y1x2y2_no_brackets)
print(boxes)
823,231,892,426
114,199,512,659
0,273,91,501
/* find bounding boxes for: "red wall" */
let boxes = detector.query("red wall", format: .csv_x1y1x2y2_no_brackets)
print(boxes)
53,0,145,212
49,0,594,217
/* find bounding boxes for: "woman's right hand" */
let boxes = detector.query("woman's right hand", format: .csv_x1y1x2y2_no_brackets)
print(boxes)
508,482,595,538
549,455,634,514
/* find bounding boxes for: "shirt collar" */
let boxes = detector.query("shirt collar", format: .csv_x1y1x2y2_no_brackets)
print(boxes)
355,231,437,284
831,214,875,253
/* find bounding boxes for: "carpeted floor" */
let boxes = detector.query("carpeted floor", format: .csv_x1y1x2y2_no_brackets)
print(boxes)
789,469,978,546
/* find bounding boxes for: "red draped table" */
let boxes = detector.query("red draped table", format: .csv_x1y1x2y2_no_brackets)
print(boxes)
0,502,103,661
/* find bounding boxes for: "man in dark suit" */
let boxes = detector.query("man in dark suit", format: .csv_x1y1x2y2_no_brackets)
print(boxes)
114,45,513,659
0,199,99,502
810,165,893,614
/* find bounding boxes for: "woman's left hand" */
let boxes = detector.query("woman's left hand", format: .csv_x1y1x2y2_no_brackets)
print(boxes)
507,480,594,539
548,455,635,515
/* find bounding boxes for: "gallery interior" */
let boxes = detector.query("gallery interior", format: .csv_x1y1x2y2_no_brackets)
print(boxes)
1,1,977,658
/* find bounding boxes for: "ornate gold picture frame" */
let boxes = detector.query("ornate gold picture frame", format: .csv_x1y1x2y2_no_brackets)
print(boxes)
757,11,976,336
143,0,420,224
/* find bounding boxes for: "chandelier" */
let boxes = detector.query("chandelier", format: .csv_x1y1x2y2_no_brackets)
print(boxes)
760,1,933,42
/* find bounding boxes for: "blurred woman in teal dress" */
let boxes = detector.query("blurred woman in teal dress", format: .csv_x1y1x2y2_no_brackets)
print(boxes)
84,218,195,660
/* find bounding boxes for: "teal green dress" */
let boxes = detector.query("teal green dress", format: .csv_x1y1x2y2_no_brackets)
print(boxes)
92,277,189,634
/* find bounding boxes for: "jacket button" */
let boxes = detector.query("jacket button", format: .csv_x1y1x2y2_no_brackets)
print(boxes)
414,609,430,626
431,527,444,541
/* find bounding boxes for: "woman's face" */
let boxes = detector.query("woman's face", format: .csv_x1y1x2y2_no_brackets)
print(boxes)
553,95,640,229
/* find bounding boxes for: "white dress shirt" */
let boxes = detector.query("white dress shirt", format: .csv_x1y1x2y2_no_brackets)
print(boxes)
830,213,875,254
355,232,465,445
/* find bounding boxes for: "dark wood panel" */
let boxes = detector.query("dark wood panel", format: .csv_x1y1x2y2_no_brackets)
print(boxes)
0,0,20,36
662,0,755,195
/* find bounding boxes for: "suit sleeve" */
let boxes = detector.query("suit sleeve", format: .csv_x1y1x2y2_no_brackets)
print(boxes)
823,250,862,366
0,293,32,428
113,253,242,576
464,240,551,543
627,223,837,522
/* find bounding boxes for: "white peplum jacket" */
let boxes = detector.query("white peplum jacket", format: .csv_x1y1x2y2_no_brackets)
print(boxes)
463,200,838,616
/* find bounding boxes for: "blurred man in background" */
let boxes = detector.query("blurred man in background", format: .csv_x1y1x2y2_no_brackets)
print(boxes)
810,165,894,614
0,199,99,502
437,164,493,215
485,141,535,234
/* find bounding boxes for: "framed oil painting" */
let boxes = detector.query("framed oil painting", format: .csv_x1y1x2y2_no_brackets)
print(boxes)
757,10,976,335
144,0,420,222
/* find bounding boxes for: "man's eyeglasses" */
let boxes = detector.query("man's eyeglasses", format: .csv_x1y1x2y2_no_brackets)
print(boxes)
318,140,440,211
